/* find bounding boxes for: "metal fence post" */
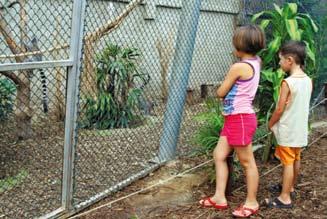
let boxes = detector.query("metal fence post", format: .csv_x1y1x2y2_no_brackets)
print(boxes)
158,0,202,162
62,0,86,211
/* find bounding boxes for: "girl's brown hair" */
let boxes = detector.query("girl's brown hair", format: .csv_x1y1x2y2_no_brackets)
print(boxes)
233,25,266,55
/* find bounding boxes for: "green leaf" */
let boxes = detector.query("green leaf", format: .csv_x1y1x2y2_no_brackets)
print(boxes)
251,11,265,23
261,69,284,103
304,41,316,67
285,19,301,40
261,69,274,83
288,3,298,16
260,19,270,30
273,4,283,16
272,69,285,103
283,3,297,18
263,36,282,65
298,13,319,33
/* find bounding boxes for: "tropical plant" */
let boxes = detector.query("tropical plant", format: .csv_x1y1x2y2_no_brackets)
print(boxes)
81,44,150,129
192,98,224,154
252,3,319,122
0,78,16,121
252,3,318,75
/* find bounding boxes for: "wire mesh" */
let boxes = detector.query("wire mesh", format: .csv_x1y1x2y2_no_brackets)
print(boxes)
0,0,326,218
0,66,67,218
71,0,240,210
0,0,74,217
0,0,73,64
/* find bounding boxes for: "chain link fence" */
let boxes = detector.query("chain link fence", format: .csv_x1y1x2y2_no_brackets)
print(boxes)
0,0,326,218
73,0,240,211
0,0,77,218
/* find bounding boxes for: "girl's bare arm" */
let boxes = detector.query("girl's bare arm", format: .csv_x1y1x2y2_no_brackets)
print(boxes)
217,63,245,98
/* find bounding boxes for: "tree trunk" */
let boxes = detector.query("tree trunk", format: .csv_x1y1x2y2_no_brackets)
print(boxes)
0,2,33,139
15,71,33,140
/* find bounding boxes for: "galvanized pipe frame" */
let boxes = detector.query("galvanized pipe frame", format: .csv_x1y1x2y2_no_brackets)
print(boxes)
158,0,202,162
0,60,73,72
61,0,87,214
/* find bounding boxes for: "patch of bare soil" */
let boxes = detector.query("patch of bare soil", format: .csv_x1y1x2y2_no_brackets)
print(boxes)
74,128,327,219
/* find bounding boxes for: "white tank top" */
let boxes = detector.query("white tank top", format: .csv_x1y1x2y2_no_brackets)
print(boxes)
272,75,312,147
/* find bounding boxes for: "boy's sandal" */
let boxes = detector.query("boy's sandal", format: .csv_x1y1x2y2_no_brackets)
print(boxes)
269,183,297,199
199,197,228,210
265,197,293,209
232,204,259,218
269,183,282,193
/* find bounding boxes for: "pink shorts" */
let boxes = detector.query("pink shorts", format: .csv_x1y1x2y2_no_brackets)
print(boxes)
220,113,257,147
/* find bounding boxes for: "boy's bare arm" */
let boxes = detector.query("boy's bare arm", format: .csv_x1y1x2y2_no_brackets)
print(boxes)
268,81,290,129
217,63,243,98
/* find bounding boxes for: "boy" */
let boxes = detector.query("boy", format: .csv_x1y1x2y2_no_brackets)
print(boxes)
266,41,312,208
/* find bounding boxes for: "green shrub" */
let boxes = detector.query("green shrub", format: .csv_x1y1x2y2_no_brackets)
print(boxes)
0,78,16,121
81,44,149,129
193,98,224,154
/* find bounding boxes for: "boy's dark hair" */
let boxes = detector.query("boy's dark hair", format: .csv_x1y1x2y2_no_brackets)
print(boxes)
279,41,306,66
233,25,266,55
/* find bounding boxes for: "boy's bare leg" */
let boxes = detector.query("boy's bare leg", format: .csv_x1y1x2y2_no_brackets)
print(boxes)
235,144,259,208
279,164,293,204
292,160,300,192
200,136,232,205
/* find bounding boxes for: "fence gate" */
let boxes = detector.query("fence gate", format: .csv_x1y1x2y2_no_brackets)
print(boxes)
0,0,85,218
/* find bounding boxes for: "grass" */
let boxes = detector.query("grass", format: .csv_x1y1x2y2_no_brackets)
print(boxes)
0,170,28,193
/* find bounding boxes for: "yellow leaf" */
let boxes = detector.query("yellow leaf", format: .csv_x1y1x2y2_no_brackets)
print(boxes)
288,3,298,15
285,19,301,40
260,20,270,30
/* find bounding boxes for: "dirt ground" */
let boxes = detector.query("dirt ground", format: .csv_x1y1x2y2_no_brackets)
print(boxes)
0,118,64,218
0,102,206,218
0,104,326,218
73,128,327,219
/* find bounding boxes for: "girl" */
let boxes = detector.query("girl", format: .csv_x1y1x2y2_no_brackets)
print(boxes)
199,25,265,218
